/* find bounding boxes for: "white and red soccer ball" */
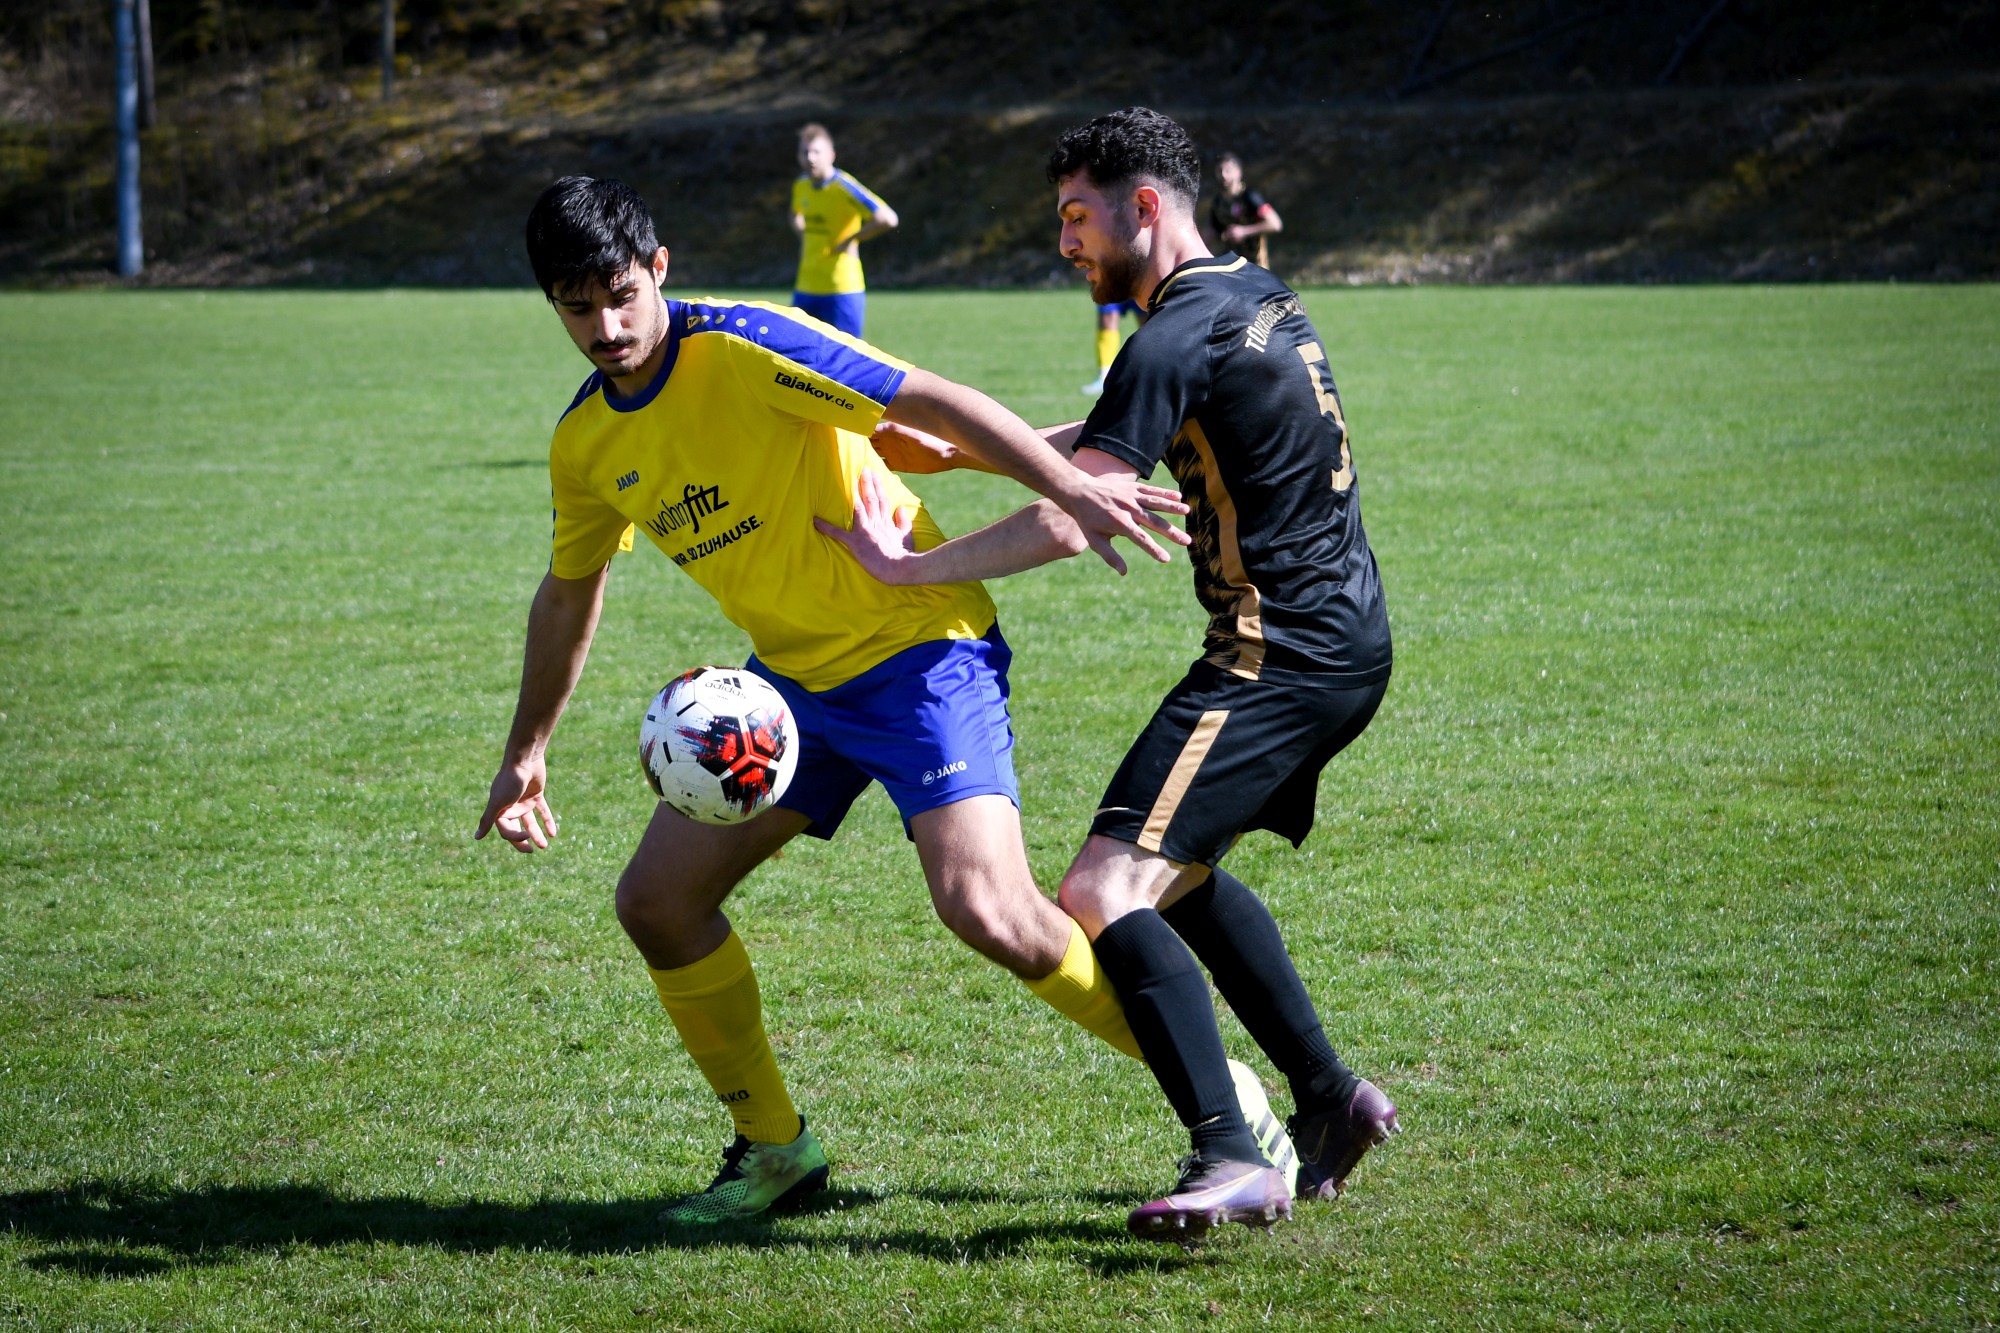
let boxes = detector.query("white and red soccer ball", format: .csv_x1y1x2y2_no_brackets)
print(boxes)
639,668,797,824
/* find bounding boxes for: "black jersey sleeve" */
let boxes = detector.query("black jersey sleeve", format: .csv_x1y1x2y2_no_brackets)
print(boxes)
1243,187,1271,216
1073,314,1210,478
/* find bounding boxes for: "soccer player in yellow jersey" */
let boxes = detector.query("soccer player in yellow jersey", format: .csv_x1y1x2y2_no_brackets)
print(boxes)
789,123,895,337
475,176,1189,1223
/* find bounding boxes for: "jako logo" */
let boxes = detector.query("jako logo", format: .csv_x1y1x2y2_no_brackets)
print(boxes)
774,371,856,412
921,760,969,786
717,1088,751,1103
615,470,640,491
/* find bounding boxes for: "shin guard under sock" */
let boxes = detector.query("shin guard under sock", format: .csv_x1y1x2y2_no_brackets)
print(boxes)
1024,920,1145,1060
1161,869,1361,1113
1093,909,1263,1163
648,930,800,1144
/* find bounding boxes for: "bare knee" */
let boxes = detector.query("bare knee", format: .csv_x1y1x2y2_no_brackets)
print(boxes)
930,872,1011,952
1057,873,1117,939
615,862,727,970
929,870,1065,977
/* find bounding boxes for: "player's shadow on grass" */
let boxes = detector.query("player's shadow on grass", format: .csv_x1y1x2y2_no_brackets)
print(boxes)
4,1180,1198,1276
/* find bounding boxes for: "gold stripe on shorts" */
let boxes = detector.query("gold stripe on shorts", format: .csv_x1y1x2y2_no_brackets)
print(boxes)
1137,709,1230,854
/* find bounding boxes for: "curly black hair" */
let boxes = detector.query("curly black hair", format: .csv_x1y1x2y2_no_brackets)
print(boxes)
1045,107,1202,207
524,175,660,299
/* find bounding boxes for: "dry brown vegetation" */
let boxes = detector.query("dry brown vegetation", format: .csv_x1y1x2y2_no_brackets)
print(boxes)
2,0,1995,285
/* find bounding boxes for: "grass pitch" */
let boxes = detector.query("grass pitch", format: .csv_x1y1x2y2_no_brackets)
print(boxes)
1,285,1995,1330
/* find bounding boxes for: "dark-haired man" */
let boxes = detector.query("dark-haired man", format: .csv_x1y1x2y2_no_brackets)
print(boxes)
820,108,1399,1243
476,175,1190,1223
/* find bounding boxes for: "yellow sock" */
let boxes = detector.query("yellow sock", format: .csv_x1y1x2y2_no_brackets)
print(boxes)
1025,920,1144,1060
649,930,800,1143
1095,326,1119,372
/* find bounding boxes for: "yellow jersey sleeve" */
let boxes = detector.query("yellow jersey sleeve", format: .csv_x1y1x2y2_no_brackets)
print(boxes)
549,377,638,579
681,299,911,437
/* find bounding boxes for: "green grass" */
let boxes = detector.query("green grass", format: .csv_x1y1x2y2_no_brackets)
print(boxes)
1,285,1996,1330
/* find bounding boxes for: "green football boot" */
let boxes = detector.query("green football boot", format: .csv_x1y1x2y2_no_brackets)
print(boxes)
1229,1059,1300,1198
661,1118,830,1224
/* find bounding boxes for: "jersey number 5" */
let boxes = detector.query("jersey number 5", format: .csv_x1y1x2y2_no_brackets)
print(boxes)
1296,342,1354,493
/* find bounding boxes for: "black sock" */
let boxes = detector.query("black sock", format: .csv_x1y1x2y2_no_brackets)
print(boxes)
1093,909,1264,1163
1161,869,1360,1114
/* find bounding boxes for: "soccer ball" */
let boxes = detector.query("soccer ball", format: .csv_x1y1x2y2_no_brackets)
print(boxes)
639,668,798,824
1229,1058,1300,1197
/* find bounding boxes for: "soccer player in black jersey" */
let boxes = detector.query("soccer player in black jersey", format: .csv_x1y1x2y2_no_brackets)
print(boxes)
1207,152,1283,271
822,107,1399,1242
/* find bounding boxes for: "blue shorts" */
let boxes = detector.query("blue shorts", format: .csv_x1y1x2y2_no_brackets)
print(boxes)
1097,301,1141,317
746,626,1017,839
791,291,866,337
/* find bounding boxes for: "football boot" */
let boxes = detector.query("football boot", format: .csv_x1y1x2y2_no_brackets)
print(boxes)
661,1118,829,1224
1127,1153,1293,1243
1287,1078,1399,1201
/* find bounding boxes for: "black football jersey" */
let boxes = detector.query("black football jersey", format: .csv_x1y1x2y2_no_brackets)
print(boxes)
1208,188,1273,268
1076,254,1392,686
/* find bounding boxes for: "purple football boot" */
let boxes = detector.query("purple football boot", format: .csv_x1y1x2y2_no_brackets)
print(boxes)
1287,1077,1400,1201
1127,1155,1293,1243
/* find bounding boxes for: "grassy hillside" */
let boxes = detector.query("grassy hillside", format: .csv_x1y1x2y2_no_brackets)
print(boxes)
2,1,1998,285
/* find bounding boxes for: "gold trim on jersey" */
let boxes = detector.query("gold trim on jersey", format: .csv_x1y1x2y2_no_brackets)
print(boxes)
1149,255,1250,311
1181,417,1268,681
1138,708,1231,854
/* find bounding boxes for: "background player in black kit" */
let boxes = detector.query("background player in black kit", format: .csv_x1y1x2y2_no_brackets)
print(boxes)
822,107,1400,1243
1208,151,1283,270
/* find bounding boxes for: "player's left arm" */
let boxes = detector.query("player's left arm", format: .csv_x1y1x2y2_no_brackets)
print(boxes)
883,368,1186,574
1228,195,1283,243
851,199,898,247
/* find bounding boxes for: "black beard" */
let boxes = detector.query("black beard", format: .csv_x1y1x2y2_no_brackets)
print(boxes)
1091,244,1145,306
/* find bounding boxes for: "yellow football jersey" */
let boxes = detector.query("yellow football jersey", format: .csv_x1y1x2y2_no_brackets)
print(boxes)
548,298,995,692
791,171,888,296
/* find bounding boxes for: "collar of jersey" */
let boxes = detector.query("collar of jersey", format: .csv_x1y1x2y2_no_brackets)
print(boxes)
804,170,842,191
1148,252,1248,313
600,301,685,414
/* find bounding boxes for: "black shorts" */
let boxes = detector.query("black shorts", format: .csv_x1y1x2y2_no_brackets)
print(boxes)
1089,661,1388,868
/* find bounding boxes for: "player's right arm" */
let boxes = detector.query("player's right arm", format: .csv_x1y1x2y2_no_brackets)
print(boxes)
477,563,610,853
869,419,1083,474
817,452,1143,586
883,369,1187,574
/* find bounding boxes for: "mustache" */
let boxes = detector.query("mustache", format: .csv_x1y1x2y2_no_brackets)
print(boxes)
592,336,638,356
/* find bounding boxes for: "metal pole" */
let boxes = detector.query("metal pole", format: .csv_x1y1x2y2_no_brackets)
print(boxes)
381,0,395,100
114,0,143,276
135,0,156,129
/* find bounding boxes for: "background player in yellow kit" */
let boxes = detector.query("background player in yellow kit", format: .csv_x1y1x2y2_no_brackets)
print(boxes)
789,123,896,337
478,176,1189,1224
1081,298,1140,396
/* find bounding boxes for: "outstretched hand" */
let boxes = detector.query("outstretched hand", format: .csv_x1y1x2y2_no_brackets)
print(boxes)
814,470,916,584
476,757,558,854
1060,470,1192,575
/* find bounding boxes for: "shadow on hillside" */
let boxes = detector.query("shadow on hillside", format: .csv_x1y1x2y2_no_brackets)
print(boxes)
3,1179,1194,1275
